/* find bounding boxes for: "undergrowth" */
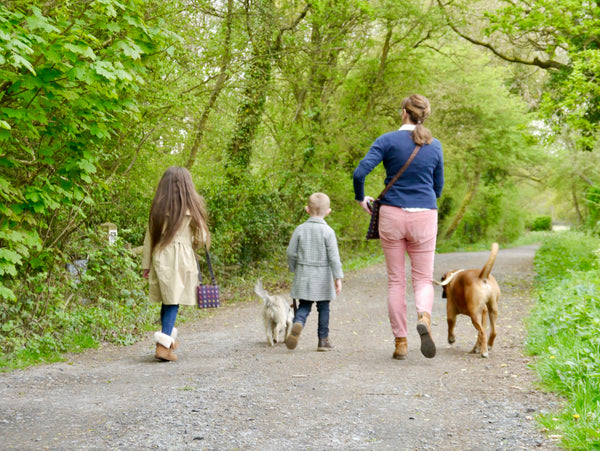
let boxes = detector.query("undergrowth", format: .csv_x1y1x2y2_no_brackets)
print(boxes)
527,231,600,450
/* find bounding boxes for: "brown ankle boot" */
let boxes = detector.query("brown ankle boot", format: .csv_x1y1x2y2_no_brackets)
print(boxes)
154,331,177,361
317,337,334,351
416,312,436,358
155,343,177,361
393,337,407,360
285,322,303,350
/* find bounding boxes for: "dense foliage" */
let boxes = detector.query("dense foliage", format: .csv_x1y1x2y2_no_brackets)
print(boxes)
0,0,180,298
437,0,600,230
528,232,600,449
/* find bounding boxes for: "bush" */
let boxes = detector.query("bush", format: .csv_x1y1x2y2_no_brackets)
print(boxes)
205,177,292,267
0,231,155,370
527,232,600,449
529,215,552,232
533,231,599,285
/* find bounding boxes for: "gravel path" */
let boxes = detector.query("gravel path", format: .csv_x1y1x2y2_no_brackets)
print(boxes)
0,244,562,450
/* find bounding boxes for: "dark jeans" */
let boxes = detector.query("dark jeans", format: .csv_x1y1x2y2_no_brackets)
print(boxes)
160,304,179,336
294,300,330,339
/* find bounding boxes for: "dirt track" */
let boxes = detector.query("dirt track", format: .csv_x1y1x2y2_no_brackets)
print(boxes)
0,244,562,450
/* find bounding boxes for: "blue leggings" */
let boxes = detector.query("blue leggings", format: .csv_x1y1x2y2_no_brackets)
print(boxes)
160,304,179,336
293,300,330,339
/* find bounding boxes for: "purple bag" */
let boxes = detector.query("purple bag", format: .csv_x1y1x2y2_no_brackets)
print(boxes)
365,199,381,240
196,251,220,309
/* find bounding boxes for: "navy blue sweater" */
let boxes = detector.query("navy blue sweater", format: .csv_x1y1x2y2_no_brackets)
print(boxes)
353,129,444,209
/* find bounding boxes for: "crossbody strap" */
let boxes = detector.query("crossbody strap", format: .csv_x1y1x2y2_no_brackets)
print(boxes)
196,249,217,285
376,145,422,200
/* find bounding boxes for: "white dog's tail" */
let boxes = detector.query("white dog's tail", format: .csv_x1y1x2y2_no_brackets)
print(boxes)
254,279,273,306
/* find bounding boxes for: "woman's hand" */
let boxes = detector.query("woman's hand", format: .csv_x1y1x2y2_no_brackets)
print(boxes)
143,269,150,280
357,196,375,214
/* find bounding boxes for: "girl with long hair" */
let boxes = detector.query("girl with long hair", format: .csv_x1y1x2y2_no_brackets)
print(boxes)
142,166,211,361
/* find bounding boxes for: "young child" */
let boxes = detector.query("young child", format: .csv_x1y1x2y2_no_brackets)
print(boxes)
142,167,211,362
285,193,343,351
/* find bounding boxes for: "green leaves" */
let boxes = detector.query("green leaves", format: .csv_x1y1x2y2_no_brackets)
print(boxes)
64,43,97,60
0,0,180,300
529,232,600,448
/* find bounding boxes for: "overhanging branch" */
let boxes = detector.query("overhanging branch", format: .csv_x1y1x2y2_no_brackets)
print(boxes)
436,0,567,71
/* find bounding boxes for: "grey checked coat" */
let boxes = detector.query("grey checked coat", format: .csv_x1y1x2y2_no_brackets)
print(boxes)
287,217,344,301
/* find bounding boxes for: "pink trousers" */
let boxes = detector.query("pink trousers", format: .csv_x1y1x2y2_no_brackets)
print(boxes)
379,205,438,338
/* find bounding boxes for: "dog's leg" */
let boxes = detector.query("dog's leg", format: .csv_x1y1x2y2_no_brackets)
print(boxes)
487,298,499,350
265,321,274,346
447,302,457,344
272,322,280,344
469,310,488,357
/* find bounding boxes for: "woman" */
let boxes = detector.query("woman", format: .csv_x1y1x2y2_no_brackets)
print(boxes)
353,94,444,360
142,166,211,362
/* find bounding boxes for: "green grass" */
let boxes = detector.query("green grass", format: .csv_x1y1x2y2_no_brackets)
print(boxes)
527,231,600,450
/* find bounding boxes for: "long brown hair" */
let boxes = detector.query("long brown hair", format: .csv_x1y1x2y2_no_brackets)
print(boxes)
401,94,433,146
149,166,211,253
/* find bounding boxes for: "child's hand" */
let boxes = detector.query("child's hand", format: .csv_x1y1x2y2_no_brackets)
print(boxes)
143,269,150,280
335,279,342,296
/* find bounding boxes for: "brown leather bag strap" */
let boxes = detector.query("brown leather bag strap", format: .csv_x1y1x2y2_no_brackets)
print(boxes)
376,145,421,200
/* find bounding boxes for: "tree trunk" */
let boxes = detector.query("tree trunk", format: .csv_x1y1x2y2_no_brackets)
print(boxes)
185,0,234,170
365,21,393,116
224,0,275,180
225,1,310,181
443,170,481,240
572,182,583,224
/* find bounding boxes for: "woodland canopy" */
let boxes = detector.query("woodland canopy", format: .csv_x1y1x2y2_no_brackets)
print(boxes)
2,0,600,311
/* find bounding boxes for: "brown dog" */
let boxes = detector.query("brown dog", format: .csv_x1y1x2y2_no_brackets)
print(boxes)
434,243,500,358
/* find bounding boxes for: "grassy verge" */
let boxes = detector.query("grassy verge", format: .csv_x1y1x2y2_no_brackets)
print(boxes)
527,231,600,450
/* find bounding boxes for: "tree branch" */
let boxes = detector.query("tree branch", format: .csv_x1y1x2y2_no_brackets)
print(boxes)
436,0,567,71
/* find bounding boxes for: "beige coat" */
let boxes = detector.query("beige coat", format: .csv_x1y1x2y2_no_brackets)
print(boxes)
142,215,203,306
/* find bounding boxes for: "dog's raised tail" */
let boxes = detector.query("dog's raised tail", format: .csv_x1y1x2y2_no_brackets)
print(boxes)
479,242,499,281
254,279,267,298
254,279,273,306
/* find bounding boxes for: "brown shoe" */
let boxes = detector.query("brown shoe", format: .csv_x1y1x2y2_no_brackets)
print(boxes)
155,343,177,361
285,322,303,350
416,312,436,358
154,331,177,361
393,337,407,360
317,337,334,351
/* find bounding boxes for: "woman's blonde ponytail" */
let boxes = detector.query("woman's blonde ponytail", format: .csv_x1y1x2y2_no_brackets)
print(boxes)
401,94,433,146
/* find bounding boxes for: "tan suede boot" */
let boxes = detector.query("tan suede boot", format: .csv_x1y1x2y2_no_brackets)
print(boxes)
155,343,177,361
393,337,407,360
154,332,177,361
416,312,436,358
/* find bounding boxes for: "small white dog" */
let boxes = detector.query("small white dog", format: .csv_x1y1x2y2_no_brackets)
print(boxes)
254,280,294,346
